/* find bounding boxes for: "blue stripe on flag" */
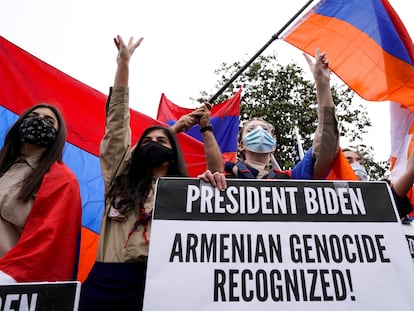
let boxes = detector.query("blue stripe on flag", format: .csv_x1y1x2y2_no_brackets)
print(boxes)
166,115,239,153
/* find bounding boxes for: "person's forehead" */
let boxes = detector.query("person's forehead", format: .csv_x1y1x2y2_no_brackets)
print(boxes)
245,120,272,128
145,129,168,139
344,150,360,159
31,107,57,119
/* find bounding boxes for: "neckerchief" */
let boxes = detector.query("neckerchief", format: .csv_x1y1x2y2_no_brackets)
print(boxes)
125,193,152,247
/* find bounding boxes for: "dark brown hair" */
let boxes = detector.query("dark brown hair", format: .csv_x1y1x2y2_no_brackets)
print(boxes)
0,103,67,201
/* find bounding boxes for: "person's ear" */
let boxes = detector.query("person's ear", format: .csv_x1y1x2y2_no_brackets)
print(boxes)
238,142,245,152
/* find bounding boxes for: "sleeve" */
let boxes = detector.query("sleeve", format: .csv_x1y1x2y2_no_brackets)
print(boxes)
291,148,314,180
391,186,414,219
312,106,340,179
224,161,237,177
99,86,132,189
0,162,82,282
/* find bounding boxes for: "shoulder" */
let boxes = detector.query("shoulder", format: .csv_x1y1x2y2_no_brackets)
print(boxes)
34,161,81,210
44,161,79,186
224,161,236,170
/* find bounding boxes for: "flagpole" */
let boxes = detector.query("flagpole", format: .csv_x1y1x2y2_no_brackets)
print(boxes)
208,0,314,104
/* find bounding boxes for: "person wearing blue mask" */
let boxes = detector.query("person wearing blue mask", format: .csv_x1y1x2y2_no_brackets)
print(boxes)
343,148,369,181
224,49,339,180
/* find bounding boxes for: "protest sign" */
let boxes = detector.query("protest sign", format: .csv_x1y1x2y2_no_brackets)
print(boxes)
144,178,414,310
0,281,80,311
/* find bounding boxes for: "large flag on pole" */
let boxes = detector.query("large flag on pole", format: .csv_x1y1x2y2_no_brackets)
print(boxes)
282,0,414,183
282,0,414,111
0,36,207,281
157,88,241,162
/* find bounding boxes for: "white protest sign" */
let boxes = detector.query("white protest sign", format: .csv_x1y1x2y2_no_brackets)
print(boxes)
143,178,414,311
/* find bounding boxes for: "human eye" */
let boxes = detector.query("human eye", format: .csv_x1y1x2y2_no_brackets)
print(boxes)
141,138,151,146
157,137,169,145
246,125,256,132
44,116,57,127
26,112,38,119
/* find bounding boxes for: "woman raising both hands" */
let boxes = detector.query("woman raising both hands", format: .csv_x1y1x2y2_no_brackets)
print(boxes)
79,35,226,311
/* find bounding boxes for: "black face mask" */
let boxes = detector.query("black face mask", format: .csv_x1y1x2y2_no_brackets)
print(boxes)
18,116,57,147
134,141,174,169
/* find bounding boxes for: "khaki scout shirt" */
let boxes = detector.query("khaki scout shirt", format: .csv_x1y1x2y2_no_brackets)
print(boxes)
97,86,154,263
0,154,42,257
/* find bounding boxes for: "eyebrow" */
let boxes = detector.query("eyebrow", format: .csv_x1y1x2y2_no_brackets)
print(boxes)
29,111,56,120
143,136,169,141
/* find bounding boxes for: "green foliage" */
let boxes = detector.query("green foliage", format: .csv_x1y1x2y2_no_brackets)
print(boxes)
195,54,387,178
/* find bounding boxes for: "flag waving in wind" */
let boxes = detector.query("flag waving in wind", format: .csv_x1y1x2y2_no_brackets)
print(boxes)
283,0,414,112
157,88,241,162
283,0,414,183
0,36,208,281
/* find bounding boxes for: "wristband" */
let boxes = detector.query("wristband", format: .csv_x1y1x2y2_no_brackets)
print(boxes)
200,125,213,133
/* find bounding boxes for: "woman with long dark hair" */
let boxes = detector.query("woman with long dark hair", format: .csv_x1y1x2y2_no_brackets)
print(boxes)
0,104,82,282
79,35,225,311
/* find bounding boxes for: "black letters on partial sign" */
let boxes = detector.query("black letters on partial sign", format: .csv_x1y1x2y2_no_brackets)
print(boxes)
289,234,390,264
213,269,355,302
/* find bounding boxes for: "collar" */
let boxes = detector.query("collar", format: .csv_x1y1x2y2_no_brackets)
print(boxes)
16,152,43,170
244,159,271,172
244,159,271,179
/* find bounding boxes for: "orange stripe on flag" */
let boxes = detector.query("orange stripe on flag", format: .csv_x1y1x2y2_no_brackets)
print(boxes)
284,14,414,110
326,149,359,180
77,227,99,282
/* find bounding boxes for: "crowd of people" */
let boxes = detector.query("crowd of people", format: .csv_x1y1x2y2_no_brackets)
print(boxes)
0,35,413,310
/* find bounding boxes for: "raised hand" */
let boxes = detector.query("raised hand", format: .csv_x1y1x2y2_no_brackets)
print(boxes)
304,48,330,83
114,35,144,65
171,103,212,133
191,103,212,128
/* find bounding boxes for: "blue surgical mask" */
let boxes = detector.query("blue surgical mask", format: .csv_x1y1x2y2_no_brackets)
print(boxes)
351,162,368,181
243,126,276,153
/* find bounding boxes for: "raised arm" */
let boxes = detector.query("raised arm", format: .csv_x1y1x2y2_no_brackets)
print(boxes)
195,104,224,173
393,150,414,199
100,35,144,187
172,103,224,173
304,49,339,179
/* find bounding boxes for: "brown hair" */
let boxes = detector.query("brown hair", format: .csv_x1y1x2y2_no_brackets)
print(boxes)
0,103,67,201
342,147,364,164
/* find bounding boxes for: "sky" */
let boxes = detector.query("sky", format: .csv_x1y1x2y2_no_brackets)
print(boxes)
1,0,412,162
